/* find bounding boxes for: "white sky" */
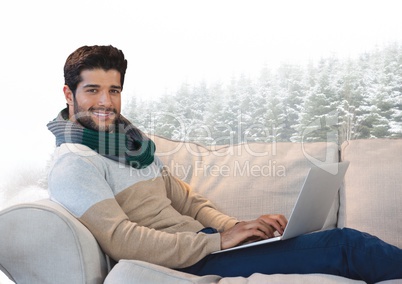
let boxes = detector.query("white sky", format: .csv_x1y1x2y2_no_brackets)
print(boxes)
1,0,402,180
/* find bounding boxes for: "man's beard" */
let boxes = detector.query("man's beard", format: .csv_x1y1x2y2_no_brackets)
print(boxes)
73,101,119,132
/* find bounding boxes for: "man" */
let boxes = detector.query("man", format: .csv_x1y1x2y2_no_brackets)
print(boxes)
47,45,402,283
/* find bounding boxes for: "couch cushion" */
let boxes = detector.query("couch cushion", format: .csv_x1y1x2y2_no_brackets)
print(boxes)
104,259,222,284
152,135,340,229
339,139,402,248
105,260,365,284
219,273,365,284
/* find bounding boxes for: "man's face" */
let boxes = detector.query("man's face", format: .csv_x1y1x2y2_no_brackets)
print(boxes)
64,69,122,132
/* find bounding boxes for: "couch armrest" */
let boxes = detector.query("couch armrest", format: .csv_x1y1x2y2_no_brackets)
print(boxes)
0,199,108,284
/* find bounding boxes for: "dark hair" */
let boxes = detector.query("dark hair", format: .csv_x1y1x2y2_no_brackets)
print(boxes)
64,45,128,94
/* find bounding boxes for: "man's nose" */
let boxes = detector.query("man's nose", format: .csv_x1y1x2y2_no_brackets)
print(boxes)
99,91,113,107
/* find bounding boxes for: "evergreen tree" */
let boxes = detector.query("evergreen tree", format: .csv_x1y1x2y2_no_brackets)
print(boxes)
297,57,343,143
337,59,361,142
218,76,243,145
123,96,152,133
383,43,402,137
186,81,211,144
203,81,226,146
262,73,286,142
276,64,305,141
355,47,393,139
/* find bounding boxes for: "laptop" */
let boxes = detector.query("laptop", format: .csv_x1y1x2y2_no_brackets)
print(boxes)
213,161,350,254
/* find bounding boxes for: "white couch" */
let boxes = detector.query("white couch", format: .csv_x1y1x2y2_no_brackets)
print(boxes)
0,136,401,283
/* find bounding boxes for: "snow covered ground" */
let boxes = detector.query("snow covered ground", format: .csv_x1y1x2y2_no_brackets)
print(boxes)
0,162,49,283
0,160,49,211
0,184,49,211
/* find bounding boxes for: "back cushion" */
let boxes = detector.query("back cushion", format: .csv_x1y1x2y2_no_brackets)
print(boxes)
339,139,402,248
152,135,340,229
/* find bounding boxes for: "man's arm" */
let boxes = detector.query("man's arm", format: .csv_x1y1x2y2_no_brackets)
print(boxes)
48,152,221,268
161,167,288,249
161,167,238,231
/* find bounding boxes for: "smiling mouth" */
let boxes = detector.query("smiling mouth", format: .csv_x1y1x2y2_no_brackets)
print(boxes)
91,109,116,119
92,111,115,117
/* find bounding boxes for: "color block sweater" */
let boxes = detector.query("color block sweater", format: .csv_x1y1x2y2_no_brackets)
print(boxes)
48,143,238,268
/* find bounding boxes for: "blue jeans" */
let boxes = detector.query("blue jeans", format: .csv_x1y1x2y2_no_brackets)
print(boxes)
178,228,402,284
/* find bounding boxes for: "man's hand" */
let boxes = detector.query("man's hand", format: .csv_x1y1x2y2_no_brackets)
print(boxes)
220,214,288,250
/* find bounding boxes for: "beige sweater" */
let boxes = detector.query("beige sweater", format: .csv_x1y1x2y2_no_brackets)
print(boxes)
48,143,238,268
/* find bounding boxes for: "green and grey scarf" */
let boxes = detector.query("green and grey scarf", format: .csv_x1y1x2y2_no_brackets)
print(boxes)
47,109,155,169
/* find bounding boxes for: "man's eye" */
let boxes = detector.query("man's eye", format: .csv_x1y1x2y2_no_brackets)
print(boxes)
87,89,97,93
110,89,120,94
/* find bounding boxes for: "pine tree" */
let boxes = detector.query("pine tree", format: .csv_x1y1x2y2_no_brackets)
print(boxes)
203,81,226,146
276,64,305,142
186,81,211,144
355,47,393,139
383,43,402,137
297,57,343,143
218,76,243,145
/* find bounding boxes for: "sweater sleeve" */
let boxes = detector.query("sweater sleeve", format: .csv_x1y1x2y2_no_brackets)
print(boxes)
162,167,239,232
48,152,221,268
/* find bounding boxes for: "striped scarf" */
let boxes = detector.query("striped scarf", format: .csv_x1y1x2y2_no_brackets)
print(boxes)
47,109,155,169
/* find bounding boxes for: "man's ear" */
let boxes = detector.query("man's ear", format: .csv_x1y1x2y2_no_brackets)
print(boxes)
63,85,74,107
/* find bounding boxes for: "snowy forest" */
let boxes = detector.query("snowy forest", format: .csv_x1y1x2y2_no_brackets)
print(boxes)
124,43,402,146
